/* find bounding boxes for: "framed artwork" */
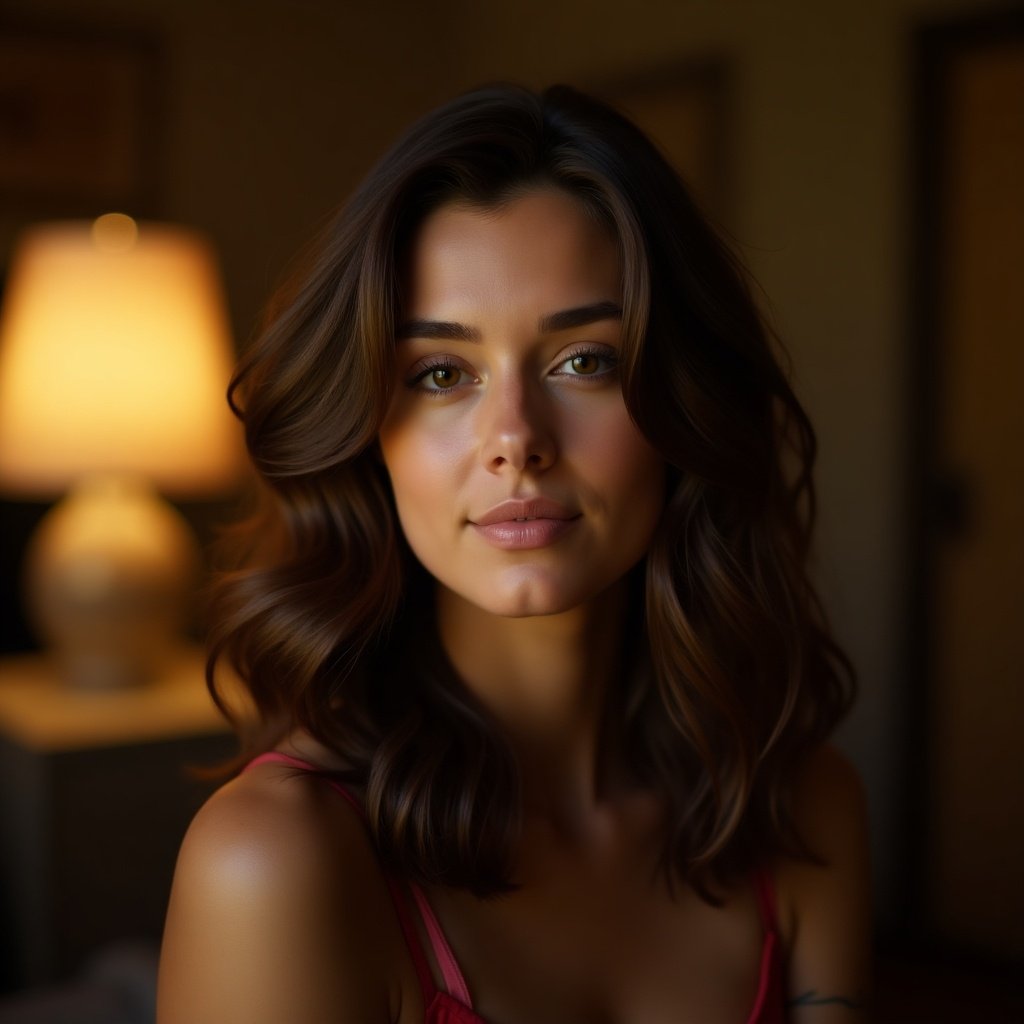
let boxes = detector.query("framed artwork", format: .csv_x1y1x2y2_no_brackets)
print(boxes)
596,57,733,225
0,19,161,259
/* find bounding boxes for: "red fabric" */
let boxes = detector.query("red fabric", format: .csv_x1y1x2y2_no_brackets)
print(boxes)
245,752,786,1022
408,883,473,1005
748,869,787,1023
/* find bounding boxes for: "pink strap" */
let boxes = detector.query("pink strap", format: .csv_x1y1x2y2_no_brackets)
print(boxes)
409,883,474,1007
386,879,441,1007
747,931,781,1024
244,751,367,820
746,868,785,1024
752,867,778,934
243,751,473,1008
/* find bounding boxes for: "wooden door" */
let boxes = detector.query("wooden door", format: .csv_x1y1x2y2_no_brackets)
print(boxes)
916,15,1024,958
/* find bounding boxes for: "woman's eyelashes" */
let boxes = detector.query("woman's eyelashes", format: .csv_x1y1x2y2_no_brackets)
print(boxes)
406,357,475,394
552,345,619,379
404,345,619,396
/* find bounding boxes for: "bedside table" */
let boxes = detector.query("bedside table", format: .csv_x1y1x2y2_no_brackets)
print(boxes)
0,648,237,990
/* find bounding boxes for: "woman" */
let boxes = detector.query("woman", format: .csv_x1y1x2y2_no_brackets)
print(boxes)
158,84,871,1023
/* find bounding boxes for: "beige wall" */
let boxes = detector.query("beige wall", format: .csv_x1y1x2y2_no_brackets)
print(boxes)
2,0,1003,923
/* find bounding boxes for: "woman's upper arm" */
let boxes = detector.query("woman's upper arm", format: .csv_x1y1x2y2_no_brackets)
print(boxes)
778,745,874,1023
157,775,398,1024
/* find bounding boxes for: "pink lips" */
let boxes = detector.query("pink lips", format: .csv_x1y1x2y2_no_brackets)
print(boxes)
470,498,580,550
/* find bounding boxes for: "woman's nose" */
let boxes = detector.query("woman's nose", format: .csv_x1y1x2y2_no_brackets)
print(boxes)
477,375,557,474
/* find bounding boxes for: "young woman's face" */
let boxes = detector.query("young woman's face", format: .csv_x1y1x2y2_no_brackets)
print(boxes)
378,189,665,618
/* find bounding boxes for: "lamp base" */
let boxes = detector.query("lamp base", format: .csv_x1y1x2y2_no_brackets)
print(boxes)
24,475,200,689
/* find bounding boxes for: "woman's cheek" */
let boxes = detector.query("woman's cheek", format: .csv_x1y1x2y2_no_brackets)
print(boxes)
567,400,662,491
380,410,472,529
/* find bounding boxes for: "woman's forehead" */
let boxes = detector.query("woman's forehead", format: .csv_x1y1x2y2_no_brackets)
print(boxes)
401,190,622,320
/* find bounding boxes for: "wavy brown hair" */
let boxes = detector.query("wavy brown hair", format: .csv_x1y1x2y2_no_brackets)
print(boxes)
208,83,854,897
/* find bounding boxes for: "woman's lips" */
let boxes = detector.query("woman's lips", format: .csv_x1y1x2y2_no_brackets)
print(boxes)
470,498,580,550
472,517,578,549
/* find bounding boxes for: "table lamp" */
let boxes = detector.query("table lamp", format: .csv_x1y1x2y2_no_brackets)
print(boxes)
0,214,244,688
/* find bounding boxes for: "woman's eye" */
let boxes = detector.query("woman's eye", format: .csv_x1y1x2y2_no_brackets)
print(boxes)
556,349,617,378
408,361,471,393
426,366,461,389
568,353,601,375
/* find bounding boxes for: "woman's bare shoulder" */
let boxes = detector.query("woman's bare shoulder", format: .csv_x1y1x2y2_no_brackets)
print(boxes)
169,760,377,905
789,744,869,854
157,760,414,1024
774,744,873,1021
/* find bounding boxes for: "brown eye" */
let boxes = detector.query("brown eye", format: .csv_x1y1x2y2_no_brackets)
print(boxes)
570,353,600,375
554,348,618,381
407,360,476,394
431,366,460,388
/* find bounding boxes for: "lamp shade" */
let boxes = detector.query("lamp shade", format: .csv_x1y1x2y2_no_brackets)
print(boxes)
0,216,243,498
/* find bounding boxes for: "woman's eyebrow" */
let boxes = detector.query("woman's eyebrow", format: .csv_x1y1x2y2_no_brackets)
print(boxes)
539,300,622,333
396,301,623,342
395,319,479,342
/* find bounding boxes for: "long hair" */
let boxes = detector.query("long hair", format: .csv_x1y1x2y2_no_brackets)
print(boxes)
207,83,854,897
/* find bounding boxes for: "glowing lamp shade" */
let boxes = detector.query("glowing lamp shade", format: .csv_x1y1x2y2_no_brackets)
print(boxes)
0,216,243,688
0,216,241,496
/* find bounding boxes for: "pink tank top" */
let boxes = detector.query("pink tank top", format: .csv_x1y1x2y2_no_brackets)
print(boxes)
245,751,786,1023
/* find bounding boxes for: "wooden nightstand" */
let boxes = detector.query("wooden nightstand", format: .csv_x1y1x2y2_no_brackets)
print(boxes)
0,648,237,990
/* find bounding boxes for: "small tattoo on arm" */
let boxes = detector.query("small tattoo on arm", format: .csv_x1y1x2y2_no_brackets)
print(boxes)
787,989,867,1011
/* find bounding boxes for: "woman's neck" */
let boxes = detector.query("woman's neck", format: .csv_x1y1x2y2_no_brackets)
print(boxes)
436,579,633,827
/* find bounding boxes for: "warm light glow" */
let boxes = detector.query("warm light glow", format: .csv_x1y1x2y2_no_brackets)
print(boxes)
0,219,244,497
91,212,139,253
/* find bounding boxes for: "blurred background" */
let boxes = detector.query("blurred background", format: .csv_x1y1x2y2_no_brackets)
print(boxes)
0,0,1021,1020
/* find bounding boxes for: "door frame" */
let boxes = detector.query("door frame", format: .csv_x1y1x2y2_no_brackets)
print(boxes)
904,5,1024,947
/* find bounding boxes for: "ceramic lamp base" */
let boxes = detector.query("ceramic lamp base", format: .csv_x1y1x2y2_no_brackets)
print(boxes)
24,475,200,688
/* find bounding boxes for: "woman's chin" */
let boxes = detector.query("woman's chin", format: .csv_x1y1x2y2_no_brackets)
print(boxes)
446,568,612,621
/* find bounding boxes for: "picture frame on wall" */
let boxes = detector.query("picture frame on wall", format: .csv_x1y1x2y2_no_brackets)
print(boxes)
596,57,733,227
0,19,162,258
